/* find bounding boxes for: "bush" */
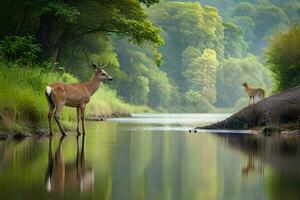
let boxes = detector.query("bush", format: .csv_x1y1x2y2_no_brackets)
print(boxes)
265,26,300,91
0,36,41,65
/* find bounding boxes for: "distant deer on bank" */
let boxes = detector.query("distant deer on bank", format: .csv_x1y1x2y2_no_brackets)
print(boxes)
45,61,112,136
242,82,265,105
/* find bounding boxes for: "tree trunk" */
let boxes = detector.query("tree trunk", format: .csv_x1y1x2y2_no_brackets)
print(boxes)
36,13,55,57
52,43,62,64
197,86,300,130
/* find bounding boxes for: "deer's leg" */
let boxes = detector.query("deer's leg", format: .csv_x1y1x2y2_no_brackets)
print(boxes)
47,102,55,136
46,136,54,192
53,135,66,193
248,96,251,105
54,104,66,136
80,105,86,134
76,107,81,135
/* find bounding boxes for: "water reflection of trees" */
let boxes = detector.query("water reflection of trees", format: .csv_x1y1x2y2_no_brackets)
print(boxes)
224,134,300,177
45,135,94,194
219,133,300,200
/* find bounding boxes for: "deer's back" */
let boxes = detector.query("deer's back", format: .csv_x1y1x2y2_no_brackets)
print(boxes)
48,82,91,106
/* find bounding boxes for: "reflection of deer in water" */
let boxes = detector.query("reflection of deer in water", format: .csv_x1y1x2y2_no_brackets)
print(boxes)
45,135,94,193
241,154,264,178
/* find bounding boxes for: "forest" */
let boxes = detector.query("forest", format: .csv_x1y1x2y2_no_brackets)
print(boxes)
0,0,300,132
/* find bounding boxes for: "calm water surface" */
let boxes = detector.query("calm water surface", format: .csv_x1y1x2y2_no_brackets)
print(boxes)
1,113,300,200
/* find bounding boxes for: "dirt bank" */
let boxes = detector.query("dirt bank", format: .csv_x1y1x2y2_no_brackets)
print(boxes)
196,86,300,131
0,112,132,140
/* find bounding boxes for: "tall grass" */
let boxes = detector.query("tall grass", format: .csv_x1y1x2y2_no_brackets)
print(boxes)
0,60,151,133
0,61,75,131
87,85,152,117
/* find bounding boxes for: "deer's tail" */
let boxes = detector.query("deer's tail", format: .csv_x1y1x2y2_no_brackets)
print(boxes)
45,86,54,106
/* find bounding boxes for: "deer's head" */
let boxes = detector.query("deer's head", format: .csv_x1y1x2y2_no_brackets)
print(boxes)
92,61,113,81
242,82,248,87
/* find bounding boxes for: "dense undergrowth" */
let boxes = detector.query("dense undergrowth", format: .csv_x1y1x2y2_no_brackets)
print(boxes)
0,60,152,133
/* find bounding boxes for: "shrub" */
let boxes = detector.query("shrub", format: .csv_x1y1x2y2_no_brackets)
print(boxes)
0,36,41,65
265,26,300,91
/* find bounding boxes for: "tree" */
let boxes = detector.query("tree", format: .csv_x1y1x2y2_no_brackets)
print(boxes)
114,39,172,107
283,2,300,25
216,54,273,107
265,26,300,91
149,1,224,95
0,0,163,63
231,2,256,18
183,48,219,103
223,22,248,58
232,16,256,51
184,89,213,112
254,5,289,39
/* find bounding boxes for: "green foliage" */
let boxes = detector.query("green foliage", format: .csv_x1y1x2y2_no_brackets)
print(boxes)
0,36,41,65
87,85,153,117
61,33,120,81
0,0,163,63
0,60,150,132
232,2,256,18
254,5,289,39
216,55,273,107
0,0,285,115
183,48,219,103
283,2,300,25
184,89,213,112
114,39,172,108
37,1,80,23
232,16,256,49
0,61,69,130
223,22,248,58
146,1,227,110
139,0,159,7
265,26,300,91
193,0,295,56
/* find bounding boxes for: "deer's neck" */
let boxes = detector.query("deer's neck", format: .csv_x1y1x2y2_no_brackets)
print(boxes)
244,85,252,92
86,75,102,95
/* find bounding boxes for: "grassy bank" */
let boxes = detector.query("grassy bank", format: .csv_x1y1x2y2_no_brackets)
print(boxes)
0,61,152,134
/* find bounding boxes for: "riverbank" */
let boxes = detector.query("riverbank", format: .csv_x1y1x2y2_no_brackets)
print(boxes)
0,61,153,138
195,86,300,135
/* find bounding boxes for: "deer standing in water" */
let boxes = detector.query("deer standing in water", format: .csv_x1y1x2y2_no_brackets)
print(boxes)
242,82,265,105
45,61,112,135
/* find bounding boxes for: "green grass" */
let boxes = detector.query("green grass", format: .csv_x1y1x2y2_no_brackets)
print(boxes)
0,60,152,133
87,85,153,117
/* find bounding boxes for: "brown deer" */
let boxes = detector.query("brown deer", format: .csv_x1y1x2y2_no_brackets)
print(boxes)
45,61,112,136
242,82,265,105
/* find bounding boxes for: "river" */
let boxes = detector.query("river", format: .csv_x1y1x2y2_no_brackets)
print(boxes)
0,114,300,200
